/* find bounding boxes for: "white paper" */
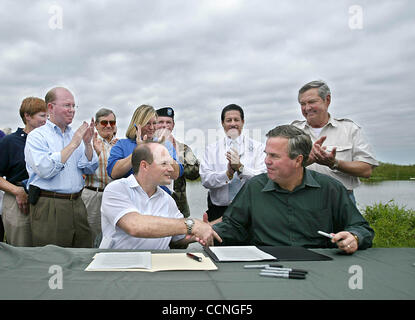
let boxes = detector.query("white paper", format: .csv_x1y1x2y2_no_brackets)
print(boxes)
209,246,276,261
86,252,152,270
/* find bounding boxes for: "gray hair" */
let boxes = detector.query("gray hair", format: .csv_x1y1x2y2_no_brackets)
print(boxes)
266,125,312,167
298,80,331,102
95,108,116,122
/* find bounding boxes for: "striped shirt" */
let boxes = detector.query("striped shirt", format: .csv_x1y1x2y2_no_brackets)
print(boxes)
85,137,114,190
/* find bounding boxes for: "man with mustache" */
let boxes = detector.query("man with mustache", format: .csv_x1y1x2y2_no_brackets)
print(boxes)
25,87,98,248
200,104,266,222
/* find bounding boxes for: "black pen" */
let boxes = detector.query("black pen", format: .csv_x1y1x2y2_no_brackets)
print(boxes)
264,266,308,274
186,253,202,262
244,264,284,269
260,271,306,280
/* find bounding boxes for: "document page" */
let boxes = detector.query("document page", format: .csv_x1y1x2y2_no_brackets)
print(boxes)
85,252,152,270
209,246,276,261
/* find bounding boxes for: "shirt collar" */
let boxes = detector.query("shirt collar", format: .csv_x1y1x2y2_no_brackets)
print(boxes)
46,119,72,134
225,134,243,146
305,113,337,129
126,174,163,199
16,127,26,136
262,168,321,193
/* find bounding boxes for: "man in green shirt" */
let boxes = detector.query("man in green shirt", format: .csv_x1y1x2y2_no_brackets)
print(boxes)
212,125,374,254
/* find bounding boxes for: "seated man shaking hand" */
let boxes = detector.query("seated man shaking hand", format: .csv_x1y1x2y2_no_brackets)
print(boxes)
212,125,374,254
100,141,221,249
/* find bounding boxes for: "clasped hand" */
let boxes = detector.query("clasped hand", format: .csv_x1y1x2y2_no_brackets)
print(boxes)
309,136,337,168
226,148,241,171
72,118,95,148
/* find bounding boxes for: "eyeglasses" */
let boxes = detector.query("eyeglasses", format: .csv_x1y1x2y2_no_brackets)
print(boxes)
51,102,78,110
99,120,116,127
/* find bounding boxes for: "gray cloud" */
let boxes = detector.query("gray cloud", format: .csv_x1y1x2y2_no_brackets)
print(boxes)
0,0,414,164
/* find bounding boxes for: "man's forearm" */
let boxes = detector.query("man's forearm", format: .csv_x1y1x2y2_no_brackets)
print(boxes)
332,160,373,178
84,142,93,161
60,142,78,164
118,212,187,238
110,154,133,179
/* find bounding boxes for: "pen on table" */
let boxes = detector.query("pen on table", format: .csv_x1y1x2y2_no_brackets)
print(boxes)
260,270,307,278
244,264,307,274
244,264,284,269
186,253,202,262
260,271,305,280
264,266,308,274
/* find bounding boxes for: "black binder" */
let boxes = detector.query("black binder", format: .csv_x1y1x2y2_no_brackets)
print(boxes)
204,246,332,262
257,246,332,261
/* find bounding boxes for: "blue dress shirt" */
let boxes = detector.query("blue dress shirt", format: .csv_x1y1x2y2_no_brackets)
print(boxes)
24,120,99,193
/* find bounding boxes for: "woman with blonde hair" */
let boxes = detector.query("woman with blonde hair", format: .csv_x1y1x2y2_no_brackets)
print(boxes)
107,105,183,191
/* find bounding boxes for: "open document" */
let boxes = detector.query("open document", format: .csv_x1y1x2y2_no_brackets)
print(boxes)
205,246,277,262
85,252,217,272
85,252,152,271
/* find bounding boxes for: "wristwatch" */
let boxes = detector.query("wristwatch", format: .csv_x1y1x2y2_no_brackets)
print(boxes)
184,218,195,235
331,159,339,170
237,164,244,174
350,232,359,246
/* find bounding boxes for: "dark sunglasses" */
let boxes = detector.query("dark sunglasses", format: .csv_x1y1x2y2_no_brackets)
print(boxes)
99,120,116,127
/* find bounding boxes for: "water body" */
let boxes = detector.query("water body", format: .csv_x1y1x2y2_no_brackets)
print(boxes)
354,180,415,211
186,180,415,219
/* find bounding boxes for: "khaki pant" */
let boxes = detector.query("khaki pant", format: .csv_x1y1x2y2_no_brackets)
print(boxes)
2,192,32,246
81,188,103,247
30,196,93,248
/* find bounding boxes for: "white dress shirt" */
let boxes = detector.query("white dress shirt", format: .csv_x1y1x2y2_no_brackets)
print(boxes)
100,174,185,250
200,134,266,206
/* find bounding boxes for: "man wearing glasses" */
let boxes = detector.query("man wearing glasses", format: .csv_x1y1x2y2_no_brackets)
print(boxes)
82,108,118,247
24,87,98,248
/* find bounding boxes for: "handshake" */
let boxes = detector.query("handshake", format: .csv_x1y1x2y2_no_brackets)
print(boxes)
178,214,222,248
183,215,222,247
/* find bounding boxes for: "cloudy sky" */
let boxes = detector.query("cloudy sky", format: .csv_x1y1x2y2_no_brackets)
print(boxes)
1,0,414,164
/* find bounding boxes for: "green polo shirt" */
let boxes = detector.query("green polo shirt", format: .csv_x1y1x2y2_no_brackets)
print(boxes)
213,169,374,249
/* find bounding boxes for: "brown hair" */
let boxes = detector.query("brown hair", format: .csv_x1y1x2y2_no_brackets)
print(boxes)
131,141,163,175
19,97,47,124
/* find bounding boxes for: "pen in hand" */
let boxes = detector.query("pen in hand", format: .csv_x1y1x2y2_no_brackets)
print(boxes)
187,253,202,262
318,230,334,239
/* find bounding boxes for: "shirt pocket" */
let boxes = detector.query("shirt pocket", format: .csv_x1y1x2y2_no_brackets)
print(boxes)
326,144,353,162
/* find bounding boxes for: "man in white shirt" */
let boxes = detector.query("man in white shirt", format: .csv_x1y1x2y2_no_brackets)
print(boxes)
100,141,221,249
200,104,266,221
291,80,379,203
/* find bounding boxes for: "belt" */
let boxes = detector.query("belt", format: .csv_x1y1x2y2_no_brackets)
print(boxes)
39,189,83,200
84,186,105,192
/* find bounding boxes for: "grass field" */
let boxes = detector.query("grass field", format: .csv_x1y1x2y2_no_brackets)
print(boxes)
363,201,415,247
362,162,415,181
